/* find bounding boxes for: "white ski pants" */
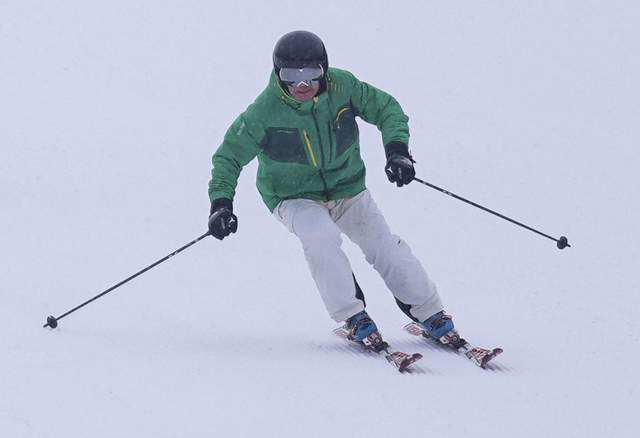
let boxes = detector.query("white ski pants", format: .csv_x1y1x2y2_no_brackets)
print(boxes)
273,189,443,322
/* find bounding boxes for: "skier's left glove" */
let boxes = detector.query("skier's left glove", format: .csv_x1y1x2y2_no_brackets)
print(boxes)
384,142,415,187
208,198,238,240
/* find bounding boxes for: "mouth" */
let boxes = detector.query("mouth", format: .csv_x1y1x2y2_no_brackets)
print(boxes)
293,88,315,99
287,82,319,101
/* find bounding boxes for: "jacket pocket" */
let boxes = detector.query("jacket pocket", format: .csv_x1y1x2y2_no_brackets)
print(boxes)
260,127,308,164
333,105,358,158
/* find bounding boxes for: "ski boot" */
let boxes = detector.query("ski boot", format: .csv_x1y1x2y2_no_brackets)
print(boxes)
345,310,387,352
421,311,455,340
405,311,503,367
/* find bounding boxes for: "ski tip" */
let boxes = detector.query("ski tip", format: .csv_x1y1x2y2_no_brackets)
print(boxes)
397,352,424,372
480,348,504,368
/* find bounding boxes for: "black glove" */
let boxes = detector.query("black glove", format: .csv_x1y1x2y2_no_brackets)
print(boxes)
208,198,238,240
384,142,415,187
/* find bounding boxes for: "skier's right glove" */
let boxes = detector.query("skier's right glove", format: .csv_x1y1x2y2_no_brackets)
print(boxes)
208,198,238,240
384,142,415,187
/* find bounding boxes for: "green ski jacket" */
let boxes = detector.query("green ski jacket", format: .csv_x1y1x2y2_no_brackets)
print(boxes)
208,67,410,212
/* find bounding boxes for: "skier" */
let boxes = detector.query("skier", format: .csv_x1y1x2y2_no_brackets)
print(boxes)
208,30,455,346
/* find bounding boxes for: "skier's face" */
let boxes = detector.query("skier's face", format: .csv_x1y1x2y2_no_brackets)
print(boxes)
287,82,320,102
279,66,323,102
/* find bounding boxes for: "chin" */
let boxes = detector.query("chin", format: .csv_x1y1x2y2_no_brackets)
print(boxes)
294,93,314,102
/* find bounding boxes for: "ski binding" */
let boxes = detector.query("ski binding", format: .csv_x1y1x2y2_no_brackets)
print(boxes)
404,322,502,368
333,326,422,372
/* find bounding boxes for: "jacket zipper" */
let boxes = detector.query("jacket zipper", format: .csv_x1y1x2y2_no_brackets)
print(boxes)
335,107,349,122
303,129,330,200
327,121,334,162
311,97,330,200
311,98,326,167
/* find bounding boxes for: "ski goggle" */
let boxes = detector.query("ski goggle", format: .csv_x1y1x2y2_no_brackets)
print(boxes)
279,66,324,87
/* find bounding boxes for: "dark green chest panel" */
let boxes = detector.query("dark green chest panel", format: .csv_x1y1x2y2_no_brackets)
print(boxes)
260,127,308,164
333,104,358,158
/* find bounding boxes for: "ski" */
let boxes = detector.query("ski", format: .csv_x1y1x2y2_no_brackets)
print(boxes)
404,322,502,368
333,326,423,372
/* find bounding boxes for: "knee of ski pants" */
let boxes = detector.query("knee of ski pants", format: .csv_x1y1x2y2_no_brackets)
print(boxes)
364,233,412,267
297,217,343,252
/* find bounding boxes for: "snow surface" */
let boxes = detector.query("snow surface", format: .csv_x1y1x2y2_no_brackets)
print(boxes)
2,1,639,437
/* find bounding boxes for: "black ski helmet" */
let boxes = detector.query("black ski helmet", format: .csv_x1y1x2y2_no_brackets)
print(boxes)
272,30,328,74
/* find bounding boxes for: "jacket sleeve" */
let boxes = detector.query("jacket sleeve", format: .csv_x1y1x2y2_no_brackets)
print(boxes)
347,71,410,147
208,113,261,203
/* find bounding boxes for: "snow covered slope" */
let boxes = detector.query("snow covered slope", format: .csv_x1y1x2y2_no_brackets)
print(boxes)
2,1,638,437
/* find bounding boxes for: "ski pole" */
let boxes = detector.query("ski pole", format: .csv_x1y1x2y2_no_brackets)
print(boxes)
412,177,570,250
43,231,211,329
